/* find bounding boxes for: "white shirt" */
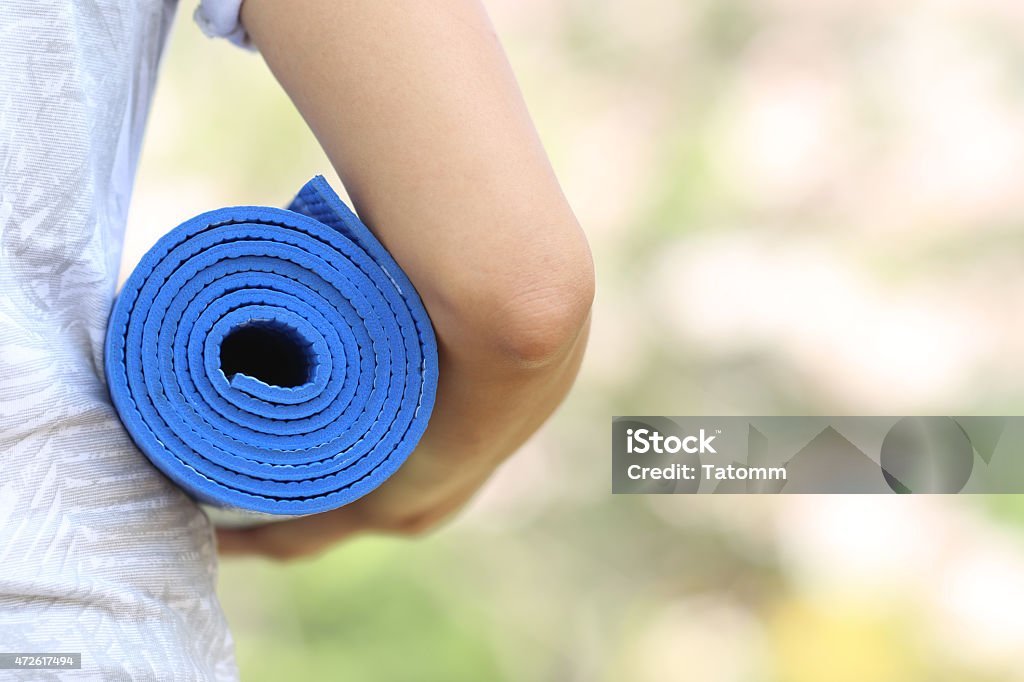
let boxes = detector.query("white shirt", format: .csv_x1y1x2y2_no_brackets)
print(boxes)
0,1,246,678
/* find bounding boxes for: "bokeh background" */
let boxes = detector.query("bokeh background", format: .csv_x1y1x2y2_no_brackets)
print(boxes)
122,0,1024,680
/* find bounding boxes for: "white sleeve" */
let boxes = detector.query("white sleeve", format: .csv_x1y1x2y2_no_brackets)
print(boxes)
193,0,253,49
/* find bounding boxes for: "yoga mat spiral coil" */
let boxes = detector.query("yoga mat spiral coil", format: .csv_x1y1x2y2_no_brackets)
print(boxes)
105,176,438,520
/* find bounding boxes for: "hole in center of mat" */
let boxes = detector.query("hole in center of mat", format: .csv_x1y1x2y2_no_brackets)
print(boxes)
219,321,311,389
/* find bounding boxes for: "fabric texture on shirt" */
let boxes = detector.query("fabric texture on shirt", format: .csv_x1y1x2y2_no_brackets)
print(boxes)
194,0,250,49
0,0,238,678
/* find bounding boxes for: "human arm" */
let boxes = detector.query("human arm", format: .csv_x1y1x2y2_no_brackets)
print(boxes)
216,0,594,558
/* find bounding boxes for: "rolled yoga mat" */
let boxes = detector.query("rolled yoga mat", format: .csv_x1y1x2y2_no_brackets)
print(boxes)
105,176,438,523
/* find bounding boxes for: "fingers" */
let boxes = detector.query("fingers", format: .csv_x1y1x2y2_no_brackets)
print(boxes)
215,505,368,560
215,462,492,560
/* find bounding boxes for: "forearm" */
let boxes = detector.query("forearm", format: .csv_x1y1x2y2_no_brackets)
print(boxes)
421,312,592,473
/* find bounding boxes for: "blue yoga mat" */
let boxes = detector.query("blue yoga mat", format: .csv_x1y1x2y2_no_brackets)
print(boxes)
105,176,438,521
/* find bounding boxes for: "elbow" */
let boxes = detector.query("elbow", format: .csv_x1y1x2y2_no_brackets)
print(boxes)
470,232,595,368
491,267,594,367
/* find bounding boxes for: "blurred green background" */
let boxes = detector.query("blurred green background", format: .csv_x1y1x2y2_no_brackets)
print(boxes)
122,0,1024,680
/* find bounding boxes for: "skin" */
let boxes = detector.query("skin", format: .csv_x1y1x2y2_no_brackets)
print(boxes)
216,0,595,559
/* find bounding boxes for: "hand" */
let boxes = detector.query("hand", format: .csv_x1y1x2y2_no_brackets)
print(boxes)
215,439,496,559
